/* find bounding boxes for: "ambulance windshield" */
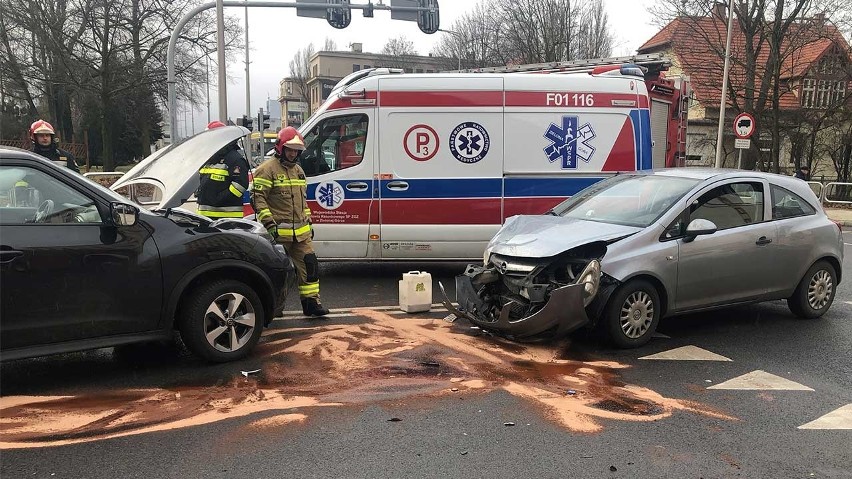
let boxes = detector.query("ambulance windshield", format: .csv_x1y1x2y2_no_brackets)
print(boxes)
551,174,699,227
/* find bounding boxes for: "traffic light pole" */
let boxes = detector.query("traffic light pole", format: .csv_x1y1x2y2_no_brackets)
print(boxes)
216,0,227,122
167,1,439,143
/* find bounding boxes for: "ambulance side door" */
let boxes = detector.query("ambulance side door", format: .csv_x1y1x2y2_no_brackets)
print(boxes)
301,110,375,259
376,76,504,260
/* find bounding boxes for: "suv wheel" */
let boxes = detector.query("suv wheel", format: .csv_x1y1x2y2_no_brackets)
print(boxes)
603,279,661,348
178,279,264,362
788,260,837,319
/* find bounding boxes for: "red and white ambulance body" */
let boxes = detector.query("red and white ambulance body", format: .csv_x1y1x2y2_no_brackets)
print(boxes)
297,64,683,260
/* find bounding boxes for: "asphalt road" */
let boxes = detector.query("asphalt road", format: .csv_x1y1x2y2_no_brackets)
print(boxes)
2,231,851,478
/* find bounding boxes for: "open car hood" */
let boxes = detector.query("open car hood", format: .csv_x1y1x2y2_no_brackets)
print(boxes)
111,126,249,210
487,215,641,259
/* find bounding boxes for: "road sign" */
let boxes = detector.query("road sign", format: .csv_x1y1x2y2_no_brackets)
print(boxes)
735,138,750,149
733,112,755,139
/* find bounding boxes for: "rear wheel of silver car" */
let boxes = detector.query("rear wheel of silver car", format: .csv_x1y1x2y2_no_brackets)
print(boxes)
604,279,661,349
178,280,264,362
788,260,837,320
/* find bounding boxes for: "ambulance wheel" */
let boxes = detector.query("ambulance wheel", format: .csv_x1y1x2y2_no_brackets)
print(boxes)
178,279,263,362
603,279,660,348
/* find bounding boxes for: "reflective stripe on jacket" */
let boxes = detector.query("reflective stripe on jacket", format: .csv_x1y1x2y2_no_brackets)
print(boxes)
251,157,312,242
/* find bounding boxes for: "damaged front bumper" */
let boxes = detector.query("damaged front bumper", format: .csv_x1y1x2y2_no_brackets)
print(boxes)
439,259,601,340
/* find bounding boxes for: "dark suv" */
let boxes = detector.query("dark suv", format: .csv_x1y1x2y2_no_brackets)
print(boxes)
0,144,293,363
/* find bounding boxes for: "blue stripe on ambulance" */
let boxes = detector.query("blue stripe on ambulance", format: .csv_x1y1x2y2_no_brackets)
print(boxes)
630,109,653,171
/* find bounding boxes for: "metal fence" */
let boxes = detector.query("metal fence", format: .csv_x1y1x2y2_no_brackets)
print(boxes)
822,182,852,205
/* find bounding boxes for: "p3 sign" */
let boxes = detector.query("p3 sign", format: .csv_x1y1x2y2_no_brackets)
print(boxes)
403,124,439,161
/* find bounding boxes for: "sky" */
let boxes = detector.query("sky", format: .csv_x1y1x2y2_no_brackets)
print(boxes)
178,0,659,136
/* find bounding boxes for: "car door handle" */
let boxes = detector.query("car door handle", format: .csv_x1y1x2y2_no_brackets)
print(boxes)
346,182,369,192
386,181,409,191
0,249,23,264
755,236,772,246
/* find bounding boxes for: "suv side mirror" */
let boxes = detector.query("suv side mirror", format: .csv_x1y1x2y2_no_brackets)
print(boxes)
683,218,717,243
110,202,139,227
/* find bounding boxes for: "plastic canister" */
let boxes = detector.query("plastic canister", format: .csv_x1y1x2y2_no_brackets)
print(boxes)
399,271,432,313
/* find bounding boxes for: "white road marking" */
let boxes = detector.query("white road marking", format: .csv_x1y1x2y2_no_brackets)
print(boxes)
639,345,732,361
707,370,813,391
845,301,852,306
798,404,852,430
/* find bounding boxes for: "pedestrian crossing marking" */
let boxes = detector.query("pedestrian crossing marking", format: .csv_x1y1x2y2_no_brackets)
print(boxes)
639,345,732,361
798,404,852,430
707,370,813,391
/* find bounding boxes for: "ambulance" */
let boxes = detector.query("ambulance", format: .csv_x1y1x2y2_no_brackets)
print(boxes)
297,55,690,260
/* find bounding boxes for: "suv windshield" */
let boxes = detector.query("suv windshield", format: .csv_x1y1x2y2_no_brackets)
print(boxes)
551,174,700,227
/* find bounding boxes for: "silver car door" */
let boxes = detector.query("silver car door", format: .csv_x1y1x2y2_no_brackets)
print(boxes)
674,180,777,311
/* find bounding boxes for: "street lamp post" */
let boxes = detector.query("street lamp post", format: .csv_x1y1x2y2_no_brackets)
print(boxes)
714,0,736,168
439,28,462,70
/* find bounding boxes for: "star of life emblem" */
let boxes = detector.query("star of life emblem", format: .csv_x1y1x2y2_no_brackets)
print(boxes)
543,116,596,169
317,180,345,210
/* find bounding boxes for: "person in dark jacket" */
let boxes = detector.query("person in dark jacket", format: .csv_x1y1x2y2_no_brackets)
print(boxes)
196,121,251,218
794,165,810,181
29,120,79,173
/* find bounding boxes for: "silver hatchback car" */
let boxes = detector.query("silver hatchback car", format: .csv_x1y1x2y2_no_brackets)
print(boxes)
442,169,844,348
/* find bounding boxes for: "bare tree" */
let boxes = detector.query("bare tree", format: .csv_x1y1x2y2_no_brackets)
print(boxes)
0,0,244,167
288,43,314,115
381,35,418,56
430,0,614,70
322,36,337,51
648,0,852,172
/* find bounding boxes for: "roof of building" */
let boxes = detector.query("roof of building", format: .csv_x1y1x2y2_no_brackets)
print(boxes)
638,14,851,109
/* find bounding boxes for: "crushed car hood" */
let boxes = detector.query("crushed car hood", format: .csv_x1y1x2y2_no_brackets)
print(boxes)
487,215,641,259
111,126,249,210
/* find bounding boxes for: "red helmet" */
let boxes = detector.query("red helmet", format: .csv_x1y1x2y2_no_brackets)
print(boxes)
206,120,226,130
275,126,306,155
30,120,55,140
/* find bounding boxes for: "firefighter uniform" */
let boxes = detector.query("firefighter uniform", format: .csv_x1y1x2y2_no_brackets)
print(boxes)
29,119,79,173
197,142,250,218
252,127,328,317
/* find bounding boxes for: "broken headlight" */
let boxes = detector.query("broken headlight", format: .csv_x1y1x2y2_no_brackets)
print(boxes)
574,259,601,307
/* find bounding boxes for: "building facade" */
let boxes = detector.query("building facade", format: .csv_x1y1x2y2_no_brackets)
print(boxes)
638,7,851,178
279,45,451,120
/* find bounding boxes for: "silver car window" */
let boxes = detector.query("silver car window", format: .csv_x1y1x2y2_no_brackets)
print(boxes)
554,175,699,227
689,182,765,230
770,184,816,219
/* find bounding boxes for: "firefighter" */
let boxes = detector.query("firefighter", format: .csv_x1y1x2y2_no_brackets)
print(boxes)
252,127,329,317
30,120,79,173
196,120,250,219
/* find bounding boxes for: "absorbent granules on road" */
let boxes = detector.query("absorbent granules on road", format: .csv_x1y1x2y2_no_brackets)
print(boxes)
0,310,734,449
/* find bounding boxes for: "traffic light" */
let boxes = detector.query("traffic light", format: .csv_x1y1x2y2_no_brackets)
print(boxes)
262,112,271,130
236,115,254,130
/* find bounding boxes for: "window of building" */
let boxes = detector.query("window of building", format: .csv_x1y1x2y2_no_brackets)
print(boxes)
312,64,318,77
363,64,371,69
299,114,369,177
801,45,849,109
352,64,360,72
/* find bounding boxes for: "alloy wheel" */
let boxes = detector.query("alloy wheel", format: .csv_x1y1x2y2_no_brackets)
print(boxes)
204,292,257,353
